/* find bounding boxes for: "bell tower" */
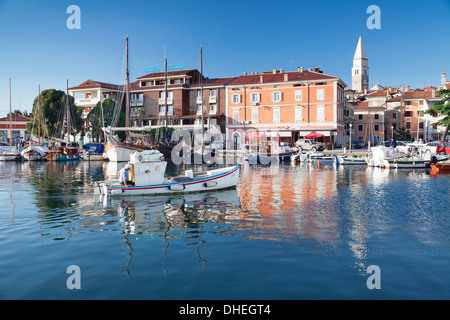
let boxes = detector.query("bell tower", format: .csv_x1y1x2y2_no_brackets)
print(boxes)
352,36,369,92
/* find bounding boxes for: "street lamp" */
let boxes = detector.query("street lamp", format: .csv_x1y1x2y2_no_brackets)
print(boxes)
349,123,353,153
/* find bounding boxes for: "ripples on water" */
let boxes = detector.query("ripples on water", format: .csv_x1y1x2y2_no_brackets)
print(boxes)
0,160,449,299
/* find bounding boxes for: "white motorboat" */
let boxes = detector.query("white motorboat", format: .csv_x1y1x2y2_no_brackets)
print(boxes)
366,146,439,169
0,146,20,161
94,149,241,197
334,155,367,165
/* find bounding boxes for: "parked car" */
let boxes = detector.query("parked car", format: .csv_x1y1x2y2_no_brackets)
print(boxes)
351,140,364,149
420,141,440,154
436,142,450,155
383,140,410,153
295,139,324,152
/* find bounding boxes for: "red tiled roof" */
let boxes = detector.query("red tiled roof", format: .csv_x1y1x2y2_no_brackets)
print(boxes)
136,69,199,80
0,114,31,122
190,77,238,88
226,70,338,86
68,80,123,91
401,90,437,100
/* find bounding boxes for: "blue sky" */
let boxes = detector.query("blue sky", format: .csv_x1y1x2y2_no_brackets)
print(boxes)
1,0,449,116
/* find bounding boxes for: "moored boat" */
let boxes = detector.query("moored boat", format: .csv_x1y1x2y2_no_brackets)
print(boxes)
334,155,367,165
94,149,241,197
0,146,21,161
21,145,48,161
82,143,106,161
45,146,80,161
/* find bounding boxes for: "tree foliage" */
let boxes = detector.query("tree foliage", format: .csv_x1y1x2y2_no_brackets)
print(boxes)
425,89,450,140
86,98,126,141
26,89,83,139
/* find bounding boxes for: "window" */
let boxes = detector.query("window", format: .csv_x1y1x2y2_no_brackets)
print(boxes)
317,89,325,100
250,93,260,103
210,104,217,114
168,105,173,115
406,122,411,129
232,111,239,124
374,114,379,120
210,89,217,97
405,101,411,105
358,114,363,120
159,105,166,115
232,94,241,104
405,111,412,117
374,124,379,131
295,108,302,122
273,109,280,122
251,109,258,122
419,122,424,129
197,104,203,114
295,90,302,101
317,106,325,122
358,124,363,132
392,112,397,119
272,91,282,102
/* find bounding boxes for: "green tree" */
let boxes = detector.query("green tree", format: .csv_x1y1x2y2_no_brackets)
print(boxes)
425,89,450,140
26,89,83,140
394,127,412,141
86,98,126,141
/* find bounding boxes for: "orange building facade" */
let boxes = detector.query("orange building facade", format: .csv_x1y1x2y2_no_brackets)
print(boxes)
226,68,347,149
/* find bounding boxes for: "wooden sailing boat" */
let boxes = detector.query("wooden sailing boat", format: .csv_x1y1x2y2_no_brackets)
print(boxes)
45,80,80,161
0,78,20,161
104,36,153,162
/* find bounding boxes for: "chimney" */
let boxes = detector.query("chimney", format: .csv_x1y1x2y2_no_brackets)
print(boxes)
314,67,320,72
243,72,247,75
364,86,367,94
432,88,436,98
442,73,446,86
284,73,288,82
260,75,264,83
272,69,276,74
279,69,283,73
407,85,410,92
308,68,312,71
300,66,304,72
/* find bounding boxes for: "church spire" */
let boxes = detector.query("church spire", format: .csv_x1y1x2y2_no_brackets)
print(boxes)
351,35,369,92
353,36,367,60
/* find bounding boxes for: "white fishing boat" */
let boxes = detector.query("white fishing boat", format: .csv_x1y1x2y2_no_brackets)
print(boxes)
0,146,20,161
334,155,367,165
366,146,437,169
94,149,241,197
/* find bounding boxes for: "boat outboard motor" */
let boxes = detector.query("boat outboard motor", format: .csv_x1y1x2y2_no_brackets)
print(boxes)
426,155,438,168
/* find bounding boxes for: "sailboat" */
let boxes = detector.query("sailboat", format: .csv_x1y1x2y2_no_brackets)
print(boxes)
22,85,48,161
1,78,21,161
45,80,80,161
104,36,154,162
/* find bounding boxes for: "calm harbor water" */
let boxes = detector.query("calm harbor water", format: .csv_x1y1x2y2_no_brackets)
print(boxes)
0,159,449,300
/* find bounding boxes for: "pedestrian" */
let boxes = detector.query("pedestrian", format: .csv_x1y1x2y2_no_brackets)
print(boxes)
390,137,397,149
118,164,135,187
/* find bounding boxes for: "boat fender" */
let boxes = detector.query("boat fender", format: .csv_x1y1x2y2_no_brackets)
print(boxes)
169,184,185,191
203,181,218,188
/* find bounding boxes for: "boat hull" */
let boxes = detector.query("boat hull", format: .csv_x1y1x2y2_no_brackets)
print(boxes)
105,145,137,162
95,165,241,197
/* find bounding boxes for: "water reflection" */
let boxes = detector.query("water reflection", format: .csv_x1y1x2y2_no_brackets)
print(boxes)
2,160,447,285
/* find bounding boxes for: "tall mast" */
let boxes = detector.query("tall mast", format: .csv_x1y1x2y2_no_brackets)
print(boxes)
38,85,41,144
164,57,168,134
9,78,12,146
66,79,71,143
125,36,130,133
200,46,204,135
